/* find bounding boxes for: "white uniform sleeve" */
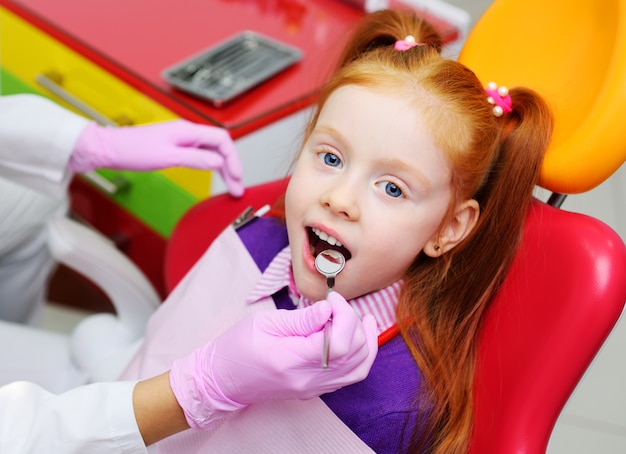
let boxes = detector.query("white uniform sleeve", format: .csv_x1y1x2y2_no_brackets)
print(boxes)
0,94,89,199
0,380,147,454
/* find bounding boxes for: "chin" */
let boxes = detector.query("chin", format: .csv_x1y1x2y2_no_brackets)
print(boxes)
293,271,326,302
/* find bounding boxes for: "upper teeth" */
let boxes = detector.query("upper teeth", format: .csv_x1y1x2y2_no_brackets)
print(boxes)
312,227,342,247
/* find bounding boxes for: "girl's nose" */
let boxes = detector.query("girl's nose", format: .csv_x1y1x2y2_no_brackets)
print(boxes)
320,183,360,221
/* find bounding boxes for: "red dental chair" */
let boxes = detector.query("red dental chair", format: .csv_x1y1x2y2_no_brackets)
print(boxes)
456,0,626,450
156,177,626,454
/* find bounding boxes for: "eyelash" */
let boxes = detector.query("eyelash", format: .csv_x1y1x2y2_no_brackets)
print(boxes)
317,150,406,199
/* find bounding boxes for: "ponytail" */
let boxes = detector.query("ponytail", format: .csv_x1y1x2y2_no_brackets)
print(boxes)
399,87,553,453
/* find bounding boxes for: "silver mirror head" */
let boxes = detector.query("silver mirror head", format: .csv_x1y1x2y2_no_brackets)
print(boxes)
315,249,346,278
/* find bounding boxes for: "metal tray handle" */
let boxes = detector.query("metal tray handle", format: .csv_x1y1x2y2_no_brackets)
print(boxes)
36,72,130,195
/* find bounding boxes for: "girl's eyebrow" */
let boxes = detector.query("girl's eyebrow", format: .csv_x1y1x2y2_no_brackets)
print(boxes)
374,157,433,192
312,125,348,147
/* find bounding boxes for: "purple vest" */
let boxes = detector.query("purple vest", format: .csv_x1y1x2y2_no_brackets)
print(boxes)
239,217,426,454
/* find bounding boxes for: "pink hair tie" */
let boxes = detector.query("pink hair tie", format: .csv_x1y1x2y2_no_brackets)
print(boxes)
485,81,512,117
394,35,424,51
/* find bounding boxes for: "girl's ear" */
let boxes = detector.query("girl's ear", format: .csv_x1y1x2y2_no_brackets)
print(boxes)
424,199,480,257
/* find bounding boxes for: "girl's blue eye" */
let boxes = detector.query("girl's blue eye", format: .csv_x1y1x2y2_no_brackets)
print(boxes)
383,182,403,198
320,152,342,168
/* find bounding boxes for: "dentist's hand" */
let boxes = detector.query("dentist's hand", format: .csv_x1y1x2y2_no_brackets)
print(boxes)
169,294,378,429
69,120,244,197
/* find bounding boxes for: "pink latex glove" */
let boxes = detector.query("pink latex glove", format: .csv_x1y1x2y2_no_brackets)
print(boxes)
169,292,378,430
70,120,244,197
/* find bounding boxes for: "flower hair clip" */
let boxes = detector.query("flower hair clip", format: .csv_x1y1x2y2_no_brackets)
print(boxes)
394,35,424,51
485,81,512,117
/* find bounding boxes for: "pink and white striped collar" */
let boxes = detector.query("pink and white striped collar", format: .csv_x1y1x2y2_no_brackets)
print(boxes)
246,246,401,335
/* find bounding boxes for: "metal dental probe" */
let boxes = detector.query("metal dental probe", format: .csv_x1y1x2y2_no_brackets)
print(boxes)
314,249,346,369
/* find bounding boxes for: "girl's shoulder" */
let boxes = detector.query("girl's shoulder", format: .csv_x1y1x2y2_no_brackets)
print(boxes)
237,216,289,271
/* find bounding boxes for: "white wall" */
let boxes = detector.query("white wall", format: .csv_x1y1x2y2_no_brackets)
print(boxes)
559,164,626,241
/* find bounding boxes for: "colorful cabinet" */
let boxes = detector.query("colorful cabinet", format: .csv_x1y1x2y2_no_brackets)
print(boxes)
0,7,208,235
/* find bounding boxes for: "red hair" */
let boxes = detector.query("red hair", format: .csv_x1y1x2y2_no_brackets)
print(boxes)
299,9,553,453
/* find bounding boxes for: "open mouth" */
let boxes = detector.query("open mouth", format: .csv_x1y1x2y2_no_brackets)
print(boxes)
307,227,352,261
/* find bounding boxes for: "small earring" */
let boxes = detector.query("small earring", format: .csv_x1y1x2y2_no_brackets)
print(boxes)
434,245,441,251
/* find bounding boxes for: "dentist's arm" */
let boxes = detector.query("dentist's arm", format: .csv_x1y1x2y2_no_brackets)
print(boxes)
0,94,244,198
0,94,87,198
70,119,244,197
0,301,376,451
132,372,190,446
0,380,148,453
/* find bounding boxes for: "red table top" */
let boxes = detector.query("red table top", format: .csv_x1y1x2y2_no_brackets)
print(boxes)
2,0,457,138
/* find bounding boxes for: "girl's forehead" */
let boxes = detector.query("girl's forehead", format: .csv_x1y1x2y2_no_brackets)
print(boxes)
315,85,452,184
319,85,430,133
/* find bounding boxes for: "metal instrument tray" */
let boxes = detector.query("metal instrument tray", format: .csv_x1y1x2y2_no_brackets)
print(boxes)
162,31,303,107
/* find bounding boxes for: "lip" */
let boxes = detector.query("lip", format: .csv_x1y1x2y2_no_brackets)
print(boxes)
302,228,319,275
309,223,347,249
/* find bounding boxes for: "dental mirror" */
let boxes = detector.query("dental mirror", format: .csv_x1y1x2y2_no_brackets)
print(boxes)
315,249,346,369
315,249,345,291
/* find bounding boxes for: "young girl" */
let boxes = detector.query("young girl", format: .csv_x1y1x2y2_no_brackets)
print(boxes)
1,8,553,454
121,8,552,453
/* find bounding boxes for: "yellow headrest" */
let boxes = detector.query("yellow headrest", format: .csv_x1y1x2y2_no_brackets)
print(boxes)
459,0,626,194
